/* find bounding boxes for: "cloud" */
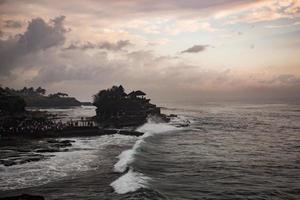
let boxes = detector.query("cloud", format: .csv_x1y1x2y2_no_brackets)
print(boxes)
20,16,66,51
266,21,300,28
0,1,299,102
226,0,300,24
181,45,209,53
0,16,67,75
2,40,299,102
4,20,22,28
65,40,131,51
261,74,300,85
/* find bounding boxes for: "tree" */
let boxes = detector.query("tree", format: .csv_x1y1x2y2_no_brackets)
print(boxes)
0,94,26,113
93,85,127,120
48,92,69,98
57,92,68,97
36,87,46,95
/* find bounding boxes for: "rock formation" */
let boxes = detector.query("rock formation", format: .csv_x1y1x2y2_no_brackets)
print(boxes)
93,85,166,128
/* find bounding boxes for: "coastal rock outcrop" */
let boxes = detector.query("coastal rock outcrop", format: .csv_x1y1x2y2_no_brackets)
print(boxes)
0,138,74,167
93,85,168,128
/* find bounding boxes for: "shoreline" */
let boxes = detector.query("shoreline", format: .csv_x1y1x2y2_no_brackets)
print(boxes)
0,132,135,200
0,127,144,139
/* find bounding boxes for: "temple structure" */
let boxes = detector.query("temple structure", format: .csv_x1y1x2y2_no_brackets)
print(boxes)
93,86,163,128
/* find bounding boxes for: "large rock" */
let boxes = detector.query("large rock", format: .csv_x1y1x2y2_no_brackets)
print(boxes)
0,154,49,166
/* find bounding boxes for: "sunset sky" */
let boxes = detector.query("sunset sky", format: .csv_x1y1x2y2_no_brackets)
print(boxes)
1,0,300,102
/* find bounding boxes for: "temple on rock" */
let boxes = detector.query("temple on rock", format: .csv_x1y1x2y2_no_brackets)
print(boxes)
93,85,163,128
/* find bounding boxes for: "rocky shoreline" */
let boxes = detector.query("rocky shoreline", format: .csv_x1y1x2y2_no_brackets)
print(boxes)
1,127,144,138
0,126,143,168
0,137,75,167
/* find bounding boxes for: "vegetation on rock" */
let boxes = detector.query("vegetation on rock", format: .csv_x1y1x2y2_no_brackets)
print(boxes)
0,86,82,108
0,87,26,114
93,85,162,128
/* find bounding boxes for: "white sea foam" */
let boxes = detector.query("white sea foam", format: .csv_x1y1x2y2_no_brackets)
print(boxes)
114,149,135,172
0,134,134,191
110,169,150,194
111,120,179,194
113,122,177,173
136,122,178,134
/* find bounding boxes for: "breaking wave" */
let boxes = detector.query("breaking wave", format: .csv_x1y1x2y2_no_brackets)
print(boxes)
110,119,179,194
0,135,134,191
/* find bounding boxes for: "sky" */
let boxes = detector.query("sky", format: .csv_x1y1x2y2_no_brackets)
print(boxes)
0,0,300,103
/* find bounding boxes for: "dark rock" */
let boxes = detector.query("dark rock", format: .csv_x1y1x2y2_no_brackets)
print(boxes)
119,130,144,136
0,194,44,200
16,149,32,153
35,148,59,153
0,159,16,166
46,139,73,148
61,139,75,143
61,148,69,152
0,150,19,159
46,139,58,143
0,154,48,166
94,86,165,128
22,155,45,163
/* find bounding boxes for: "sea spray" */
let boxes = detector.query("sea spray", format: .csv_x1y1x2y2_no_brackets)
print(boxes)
111,119,179,194
113,123,178,173
110,169,151,194
0,134,134,191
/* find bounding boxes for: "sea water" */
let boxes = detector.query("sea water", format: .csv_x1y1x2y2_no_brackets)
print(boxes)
1,103,300,199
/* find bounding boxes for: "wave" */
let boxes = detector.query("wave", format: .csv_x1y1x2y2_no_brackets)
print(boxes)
111,118,179,194
113,121,178,173
110,169,151,194
0,135,134,191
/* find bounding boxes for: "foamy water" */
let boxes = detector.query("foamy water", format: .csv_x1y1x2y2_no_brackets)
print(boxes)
110,169,151,194
110,120,181,194
2,104,299,200
0,134,134,191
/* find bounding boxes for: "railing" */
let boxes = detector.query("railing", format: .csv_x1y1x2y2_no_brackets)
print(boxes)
0,119,98,135
65,119,97,127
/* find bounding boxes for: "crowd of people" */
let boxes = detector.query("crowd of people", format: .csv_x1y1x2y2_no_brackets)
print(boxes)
0,118,96,135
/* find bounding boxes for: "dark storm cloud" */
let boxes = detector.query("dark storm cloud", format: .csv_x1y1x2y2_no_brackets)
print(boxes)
65,40,131,51
0,16,67,75
4,20,22,28
181,45,209,53
20,16,66,51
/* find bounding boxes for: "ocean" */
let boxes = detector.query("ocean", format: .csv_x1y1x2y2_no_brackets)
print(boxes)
0,103,300,199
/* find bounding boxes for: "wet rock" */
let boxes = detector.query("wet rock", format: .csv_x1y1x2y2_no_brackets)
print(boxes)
175,124,190,127
119,130,144,136
61,139,75,143
0,154,48,166
0,138,73,167
0,194,45,200
35,148,59,153
61,148,69,152
0,150,19,160
46,139,73,148
46,139,58,143
0,159,16,166
21,155,46,164
15,148,32,153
